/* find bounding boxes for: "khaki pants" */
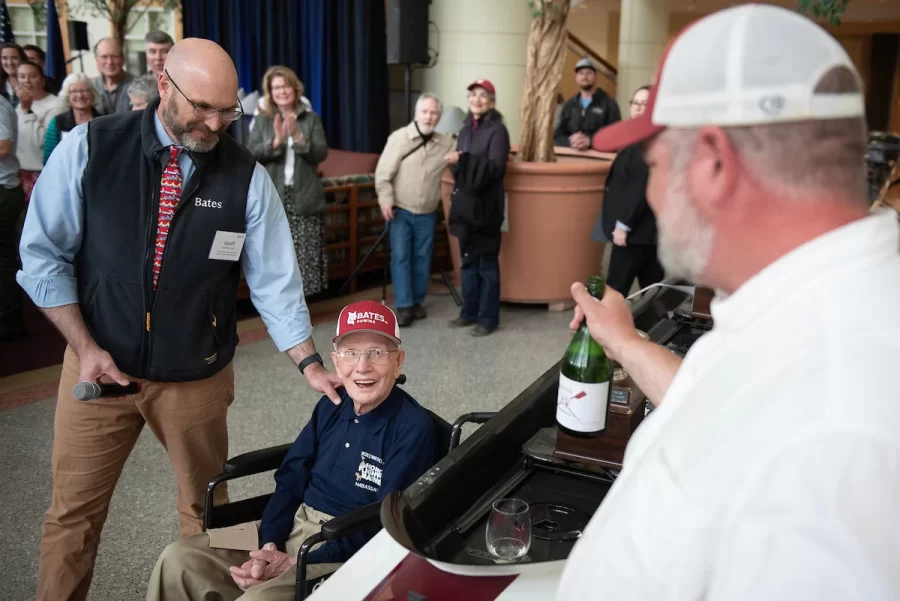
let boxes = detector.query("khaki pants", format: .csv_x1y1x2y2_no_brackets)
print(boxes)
37,346,234,601
147,504,343,601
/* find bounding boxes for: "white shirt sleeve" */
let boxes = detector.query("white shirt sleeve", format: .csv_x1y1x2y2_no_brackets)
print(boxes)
707,431,900,601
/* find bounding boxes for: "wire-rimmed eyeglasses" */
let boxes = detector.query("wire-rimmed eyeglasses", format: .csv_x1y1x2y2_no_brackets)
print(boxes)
165,69,244,123
334,348,398,365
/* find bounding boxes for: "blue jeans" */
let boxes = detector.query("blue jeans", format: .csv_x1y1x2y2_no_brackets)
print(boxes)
460,251,500,328
389,208,437,309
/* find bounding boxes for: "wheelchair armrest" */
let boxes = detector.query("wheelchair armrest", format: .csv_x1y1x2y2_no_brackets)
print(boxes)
223,444,292,477
296,504,382,599
450,412,497,450
319,501,382,541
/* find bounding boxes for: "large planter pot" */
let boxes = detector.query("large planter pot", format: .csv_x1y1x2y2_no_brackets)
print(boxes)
440,147,614,304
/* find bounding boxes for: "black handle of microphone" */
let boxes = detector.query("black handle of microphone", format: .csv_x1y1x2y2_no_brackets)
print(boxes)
396,374,407,385
72,381,141,401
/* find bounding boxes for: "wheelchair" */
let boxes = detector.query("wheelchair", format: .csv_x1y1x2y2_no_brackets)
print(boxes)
201,375,496,601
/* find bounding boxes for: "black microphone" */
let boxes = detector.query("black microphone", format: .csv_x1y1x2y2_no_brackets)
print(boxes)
72,381,141,401
396,374,407,385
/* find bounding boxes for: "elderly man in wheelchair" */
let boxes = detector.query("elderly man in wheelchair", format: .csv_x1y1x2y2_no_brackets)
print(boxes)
147,300,437,601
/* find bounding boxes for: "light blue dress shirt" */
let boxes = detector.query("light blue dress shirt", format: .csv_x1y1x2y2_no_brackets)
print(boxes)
17,112,313,352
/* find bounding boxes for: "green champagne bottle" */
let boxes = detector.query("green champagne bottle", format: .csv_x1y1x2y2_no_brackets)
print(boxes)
557,275,611,438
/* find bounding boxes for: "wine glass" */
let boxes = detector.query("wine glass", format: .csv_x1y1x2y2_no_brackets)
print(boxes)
485,498,531,561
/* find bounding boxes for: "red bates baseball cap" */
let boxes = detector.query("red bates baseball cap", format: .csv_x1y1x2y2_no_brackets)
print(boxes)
333,300,402,346
467,78,496,97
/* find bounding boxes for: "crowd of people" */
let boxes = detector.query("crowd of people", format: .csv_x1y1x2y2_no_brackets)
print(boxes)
0,31,172,340
374,56,662,337
1,30,663,344
5,4,900,600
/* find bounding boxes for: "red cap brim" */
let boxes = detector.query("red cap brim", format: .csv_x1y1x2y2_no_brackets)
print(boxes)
591,30,691,152
591,112,664,152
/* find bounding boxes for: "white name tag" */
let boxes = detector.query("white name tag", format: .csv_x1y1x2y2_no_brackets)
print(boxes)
208,231,246,261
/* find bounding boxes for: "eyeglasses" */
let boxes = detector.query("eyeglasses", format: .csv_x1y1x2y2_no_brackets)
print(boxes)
630,101,648,108
96,54,122,62
335,348,397,365
164,69,243,122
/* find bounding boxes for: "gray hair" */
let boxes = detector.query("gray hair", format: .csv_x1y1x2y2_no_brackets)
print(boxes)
415,93,442,114
127,74,158,104
145,30,174,46
59,72,99,110
92,37,121,56
666,66,866,206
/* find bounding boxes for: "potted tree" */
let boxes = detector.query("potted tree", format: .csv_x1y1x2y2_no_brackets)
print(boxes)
441,0,615,308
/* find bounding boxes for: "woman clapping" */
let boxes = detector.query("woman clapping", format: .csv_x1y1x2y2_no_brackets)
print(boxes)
247,66,330,296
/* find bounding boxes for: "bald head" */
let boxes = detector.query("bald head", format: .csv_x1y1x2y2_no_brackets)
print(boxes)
163,38,238,102
158,39,240,153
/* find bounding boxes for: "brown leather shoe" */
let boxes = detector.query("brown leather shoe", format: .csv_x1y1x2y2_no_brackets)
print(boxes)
411,304,427,320
397,308,414,327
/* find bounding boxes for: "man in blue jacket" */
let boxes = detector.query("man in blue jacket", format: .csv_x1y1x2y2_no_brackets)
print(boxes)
147,300,437,600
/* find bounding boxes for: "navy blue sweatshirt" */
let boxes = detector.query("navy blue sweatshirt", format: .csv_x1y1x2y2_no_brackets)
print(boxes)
258,386,436,563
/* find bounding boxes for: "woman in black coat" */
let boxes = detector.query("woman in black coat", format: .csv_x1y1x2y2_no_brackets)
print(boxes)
593,85,664,295
446,79,511,336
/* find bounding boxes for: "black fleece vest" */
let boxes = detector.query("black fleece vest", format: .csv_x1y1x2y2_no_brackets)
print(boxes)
76,101,255,382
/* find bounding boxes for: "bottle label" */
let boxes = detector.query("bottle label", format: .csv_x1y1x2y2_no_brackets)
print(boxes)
557,373,609,433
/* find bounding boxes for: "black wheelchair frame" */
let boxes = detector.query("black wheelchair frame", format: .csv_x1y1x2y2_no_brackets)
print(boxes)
202,393,496,600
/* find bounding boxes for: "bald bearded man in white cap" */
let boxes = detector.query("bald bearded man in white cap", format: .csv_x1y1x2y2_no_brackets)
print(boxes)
558,5,900,600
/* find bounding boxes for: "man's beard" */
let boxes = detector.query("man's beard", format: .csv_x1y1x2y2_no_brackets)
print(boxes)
416,122,435,135
579,82,594,92
656,170,714,284
162,96,220,153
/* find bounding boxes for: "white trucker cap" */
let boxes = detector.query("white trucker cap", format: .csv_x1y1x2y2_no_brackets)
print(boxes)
592,4,865,152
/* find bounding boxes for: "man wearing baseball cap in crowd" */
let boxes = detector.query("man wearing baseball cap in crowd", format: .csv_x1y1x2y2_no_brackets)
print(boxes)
147,300,436,601
559,5,900,600
445,78,510,336
553,56,621,151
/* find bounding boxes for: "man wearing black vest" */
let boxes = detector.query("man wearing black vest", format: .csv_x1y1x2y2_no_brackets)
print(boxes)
16,38,342,601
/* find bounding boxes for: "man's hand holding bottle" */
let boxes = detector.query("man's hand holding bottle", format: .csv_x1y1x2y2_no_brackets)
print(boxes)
569,282,641,362
569,281,684,407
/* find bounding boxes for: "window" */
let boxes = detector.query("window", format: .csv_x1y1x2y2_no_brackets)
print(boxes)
7,4,47,49
123,6,175,75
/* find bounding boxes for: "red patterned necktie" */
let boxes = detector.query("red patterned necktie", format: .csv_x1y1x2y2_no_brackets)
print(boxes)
153,146,182,290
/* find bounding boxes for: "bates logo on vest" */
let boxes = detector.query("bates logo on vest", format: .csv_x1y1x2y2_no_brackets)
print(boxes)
195,197,223,209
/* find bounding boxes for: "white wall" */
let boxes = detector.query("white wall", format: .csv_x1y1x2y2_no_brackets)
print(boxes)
421,0,532,145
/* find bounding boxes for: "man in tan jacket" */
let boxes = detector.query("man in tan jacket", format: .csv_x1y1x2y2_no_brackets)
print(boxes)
376,94,455,326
